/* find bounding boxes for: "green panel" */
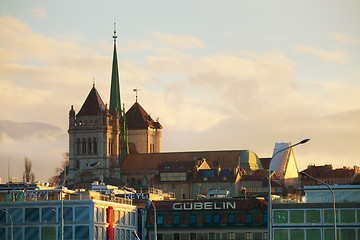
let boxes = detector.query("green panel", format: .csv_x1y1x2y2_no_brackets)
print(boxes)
324,229,335,240
324,210,339,224
274,229,288,240
290,210,304,223
274,210,288,224
290,229,304,240
42,227,56,240
341,229,355,240
306,229,321,240
340,209,355,223
306,210,320,223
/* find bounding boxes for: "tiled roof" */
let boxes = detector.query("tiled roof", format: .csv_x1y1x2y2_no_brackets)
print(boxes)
121,150,247,173
125,102,162,130
158,160,196,173
77,86,106,117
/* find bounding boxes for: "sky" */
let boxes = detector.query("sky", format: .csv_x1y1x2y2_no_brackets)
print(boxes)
0,0,359,183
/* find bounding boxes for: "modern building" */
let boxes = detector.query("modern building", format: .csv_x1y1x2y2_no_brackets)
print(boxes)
0,182,137,240
146,198,268,240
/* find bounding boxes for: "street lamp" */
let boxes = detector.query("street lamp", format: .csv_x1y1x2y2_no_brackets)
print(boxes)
0,208,13,240
300,171,337,240
268,139,310,240
60,161,100,240
123,187,157,240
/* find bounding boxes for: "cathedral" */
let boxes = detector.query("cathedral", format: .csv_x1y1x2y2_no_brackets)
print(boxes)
67,28,162,187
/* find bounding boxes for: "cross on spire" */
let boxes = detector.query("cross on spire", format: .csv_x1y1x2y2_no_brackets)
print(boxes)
133,87,141,102
113,22,117,43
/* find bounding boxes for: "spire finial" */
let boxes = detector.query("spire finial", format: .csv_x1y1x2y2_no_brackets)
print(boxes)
113,22,117,43
133,87,141,102
93,78,95,87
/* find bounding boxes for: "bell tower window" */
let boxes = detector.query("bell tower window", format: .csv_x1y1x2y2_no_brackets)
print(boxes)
76,139,81,154
88,138,92,154
93,138,97,154
82,139,86,154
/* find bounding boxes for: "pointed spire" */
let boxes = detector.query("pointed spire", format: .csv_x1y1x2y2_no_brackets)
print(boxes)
109,22,121,117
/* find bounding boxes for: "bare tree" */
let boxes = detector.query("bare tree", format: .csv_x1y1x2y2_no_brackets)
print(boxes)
23,157,35,183
48,152,69,187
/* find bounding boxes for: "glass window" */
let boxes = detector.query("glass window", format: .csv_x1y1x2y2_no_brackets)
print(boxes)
157,216,164,224
190,215,197,224
75,207,89,222
306,229,321,240
11,227,23,240
174,233,179,240
173,215,180,224
121,229,125,240
274,229,288,240
25,227,39,240
213,215,220,224
324,229,335,240
0,228,4,239
290,210,304,224
209,233,215,240
25,208,39,222
42,208,56,223
274,210,288,224
324,210,339,224
340,209,355,223
228,214,235,224
131,212,135,226
75,226,89,240
357,209,360,223
290,229,304,240
126,230,130,240
190,233,196,240
246,214,253,224
58,226,72,240
8,208,23,223
246,232,253,240
58,207,73,222
306,210,320,223
0,211,5,223
205,215,212,224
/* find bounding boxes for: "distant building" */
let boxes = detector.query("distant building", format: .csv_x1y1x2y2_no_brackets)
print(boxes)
146,198,268,240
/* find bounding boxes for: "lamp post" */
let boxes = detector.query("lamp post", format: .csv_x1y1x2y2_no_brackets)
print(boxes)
0,208,13,240
300,171,337,240
268,139,310,240
60,161,100,240
124,187,157,240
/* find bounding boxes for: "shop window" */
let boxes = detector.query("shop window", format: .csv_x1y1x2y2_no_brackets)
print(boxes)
173,215,180,224
75,207,89,221
340,209,355,223
274,210,288,224
306,210,320,224
290,229,304,240
174,233,179,240
75,226,89,240
213,215,220,224
25,227,39,240
306,229,321,240
245,232,253,240
341,229,355,239
274,229,288,240
157,233,163,240
228,232,235,240
190,233,196,240
42,227,56,239
25,208,39,222
190,215,197,224
205,215,212,224
59,207,73,222
290,210,304,224
324,229,339,240
12,227,23,240
209,233,215,240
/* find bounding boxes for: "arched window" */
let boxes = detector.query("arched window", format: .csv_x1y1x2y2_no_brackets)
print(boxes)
93,138,97,154
82,139,86,154
88,138,92,154
76,160,80,169
109,138,112,155
76,139,81,154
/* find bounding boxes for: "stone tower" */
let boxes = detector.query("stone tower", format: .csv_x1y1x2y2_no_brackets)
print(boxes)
67,27,127,187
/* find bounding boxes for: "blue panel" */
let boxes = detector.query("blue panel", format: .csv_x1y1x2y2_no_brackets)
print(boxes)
213,215,220,223
228,214,235,224
173,215,180,224
205,215,212,224
190,215,197,224
246,214,253,224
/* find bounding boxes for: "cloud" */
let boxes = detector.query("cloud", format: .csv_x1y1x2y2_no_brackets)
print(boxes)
30,8,47,19
294,45,349,64
152,32,204,49
330,32,360,45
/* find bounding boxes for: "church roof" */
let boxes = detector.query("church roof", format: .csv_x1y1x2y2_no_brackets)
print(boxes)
120,150,261,173
77,86,106,117
125,102,162,130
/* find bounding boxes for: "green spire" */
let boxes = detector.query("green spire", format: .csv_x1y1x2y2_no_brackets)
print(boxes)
109,23,121,117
